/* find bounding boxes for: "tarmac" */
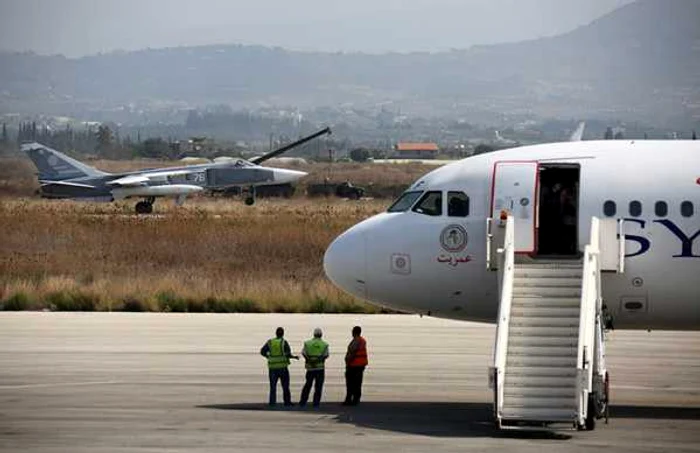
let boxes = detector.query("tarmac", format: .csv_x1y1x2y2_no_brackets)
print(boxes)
0,313,699,452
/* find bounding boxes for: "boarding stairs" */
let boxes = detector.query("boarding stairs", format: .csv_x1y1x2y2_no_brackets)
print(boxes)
487,216,623,430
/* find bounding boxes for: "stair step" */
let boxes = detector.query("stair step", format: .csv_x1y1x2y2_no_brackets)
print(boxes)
514,277,581,288
512,297,580,308
501,407,578,422
504,374,577,388
507,344,578,356
517,262,583,269
510,317,579,328
508,326,579,338
506,366,577,378
514,268,583,278
507,355,577,368
503,395,577,409
508,334,578,347
513,287,582,298
505,386,577,398
511,306,580,318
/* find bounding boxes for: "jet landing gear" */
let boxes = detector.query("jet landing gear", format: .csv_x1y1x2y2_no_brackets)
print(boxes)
135,197,155,214
244,186,256,206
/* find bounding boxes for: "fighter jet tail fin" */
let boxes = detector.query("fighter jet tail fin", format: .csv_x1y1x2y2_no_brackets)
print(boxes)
21,142,108,180
569,122,586,142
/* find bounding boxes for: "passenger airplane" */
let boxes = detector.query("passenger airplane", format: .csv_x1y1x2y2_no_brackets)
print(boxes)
23,127,330,213
324,140,700,331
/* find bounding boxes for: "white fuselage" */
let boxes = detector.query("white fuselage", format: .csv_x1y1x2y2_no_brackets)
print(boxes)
324,141,700,330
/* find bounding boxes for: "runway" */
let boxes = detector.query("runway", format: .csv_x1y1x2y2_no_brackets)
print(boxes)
1,313,699,452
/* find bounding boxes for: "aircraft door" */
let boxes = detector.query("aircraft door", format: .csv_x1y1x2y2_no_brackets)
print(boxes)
491,161,538,253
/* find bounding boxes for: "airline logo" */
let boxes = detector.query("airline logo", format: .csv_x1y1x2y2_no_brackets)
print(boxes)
440,225,468,252
625,219,700,258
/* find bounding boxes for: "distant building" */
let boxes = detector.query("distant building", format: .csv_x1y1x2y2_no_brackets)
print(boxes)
394,142,440,159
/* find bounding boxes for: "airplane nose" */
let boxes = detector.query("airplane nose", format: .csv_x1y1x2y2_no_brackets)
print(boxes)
323,228,367,300
274,169,308,184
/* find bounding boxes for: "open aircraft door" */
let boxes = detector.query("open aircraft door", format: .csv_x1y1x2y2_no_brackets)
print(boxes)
491,161,539,253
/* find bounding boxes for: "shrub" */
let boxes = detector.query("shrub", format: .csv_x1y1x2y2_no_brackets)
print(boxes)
156,291,187,312
3,292,31,311
122,297,146,312
307,297,336,314
270,302,297,314
337,300,374,314
231,298,262,313
186,298,206,313
46,292,97,311
201,297,227,313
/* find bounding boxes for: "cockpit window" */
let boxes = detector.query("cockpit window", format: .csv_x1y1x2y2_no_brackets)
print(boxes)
447,191,470,217
412,191,443,216
234,159,253,167
387,191,423,213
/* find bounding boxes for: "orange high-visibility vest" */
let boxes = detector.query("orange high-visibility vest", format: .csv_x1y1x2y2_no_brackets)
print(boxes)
348,336,368,367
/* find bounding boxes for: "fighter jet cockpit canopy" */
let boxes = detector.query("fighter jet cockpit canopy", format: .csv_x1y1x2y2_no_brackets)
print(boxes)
232,159,254,168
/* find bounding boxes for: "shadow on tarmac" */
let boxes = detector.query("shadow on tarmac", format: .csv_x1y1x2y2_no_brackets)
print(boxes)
610,405,700,420
200,402,700,438
198,401,572,439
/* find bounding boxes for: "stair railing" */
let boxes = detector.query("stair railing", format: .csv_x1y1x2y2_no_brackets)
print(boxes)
576,216,602,427
617,218,626,273
486,217,506,271
491,215,515,426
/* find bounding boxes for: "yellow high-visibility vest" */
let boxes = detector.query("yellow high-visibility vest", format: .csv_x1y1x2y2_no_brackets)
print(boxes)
304,338,328,370
267,338,290,369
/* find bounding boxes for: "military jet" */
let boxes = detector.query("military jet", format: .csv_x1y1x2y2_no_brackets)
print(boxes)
23,127,330,214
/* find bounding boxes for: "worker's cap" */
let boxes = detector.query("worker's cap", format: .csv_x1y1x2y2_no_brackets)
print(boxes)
313,327,323,337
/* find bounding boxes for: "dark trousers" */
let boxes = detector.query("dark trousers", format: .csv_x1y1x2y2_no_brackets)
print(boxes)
344,366,365,405
268,367,291,405
299,369,325,407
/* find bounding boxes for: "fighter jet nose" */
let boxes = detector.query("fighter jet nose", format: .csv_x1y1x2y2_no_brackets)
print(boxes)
274,169,308,184
323,227,367,300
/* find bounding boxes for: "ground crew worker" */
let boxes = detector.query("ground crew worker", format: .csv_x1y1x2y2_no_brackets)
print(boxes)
343,325,368,406
299,327,329,408
260,327,298,406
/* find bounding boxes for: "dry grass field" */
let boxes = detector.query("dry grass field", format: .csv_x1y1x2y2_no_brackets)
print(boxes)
0,156,435,312
0,198,389,312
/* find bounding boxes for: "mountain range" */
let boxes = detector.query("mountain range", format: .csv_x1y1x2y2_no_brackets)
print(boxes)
0,0,698,127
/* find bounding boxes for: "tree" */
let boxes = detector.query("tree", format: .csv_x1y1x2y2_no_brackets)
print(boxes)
349,147,371,162
96,124,114,155
474,143,495,155
139,138,171,158
613,131,624,140
604,127,614,140
693,130,697,140
1,123,7,143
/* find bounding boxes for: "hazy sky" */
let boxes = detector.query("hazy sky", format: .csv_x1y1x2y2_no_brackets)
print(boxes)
0,0,634,57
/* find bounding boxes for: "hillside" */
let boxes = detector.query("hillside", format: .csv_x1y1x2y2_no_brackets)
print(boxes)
0,0,698,126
